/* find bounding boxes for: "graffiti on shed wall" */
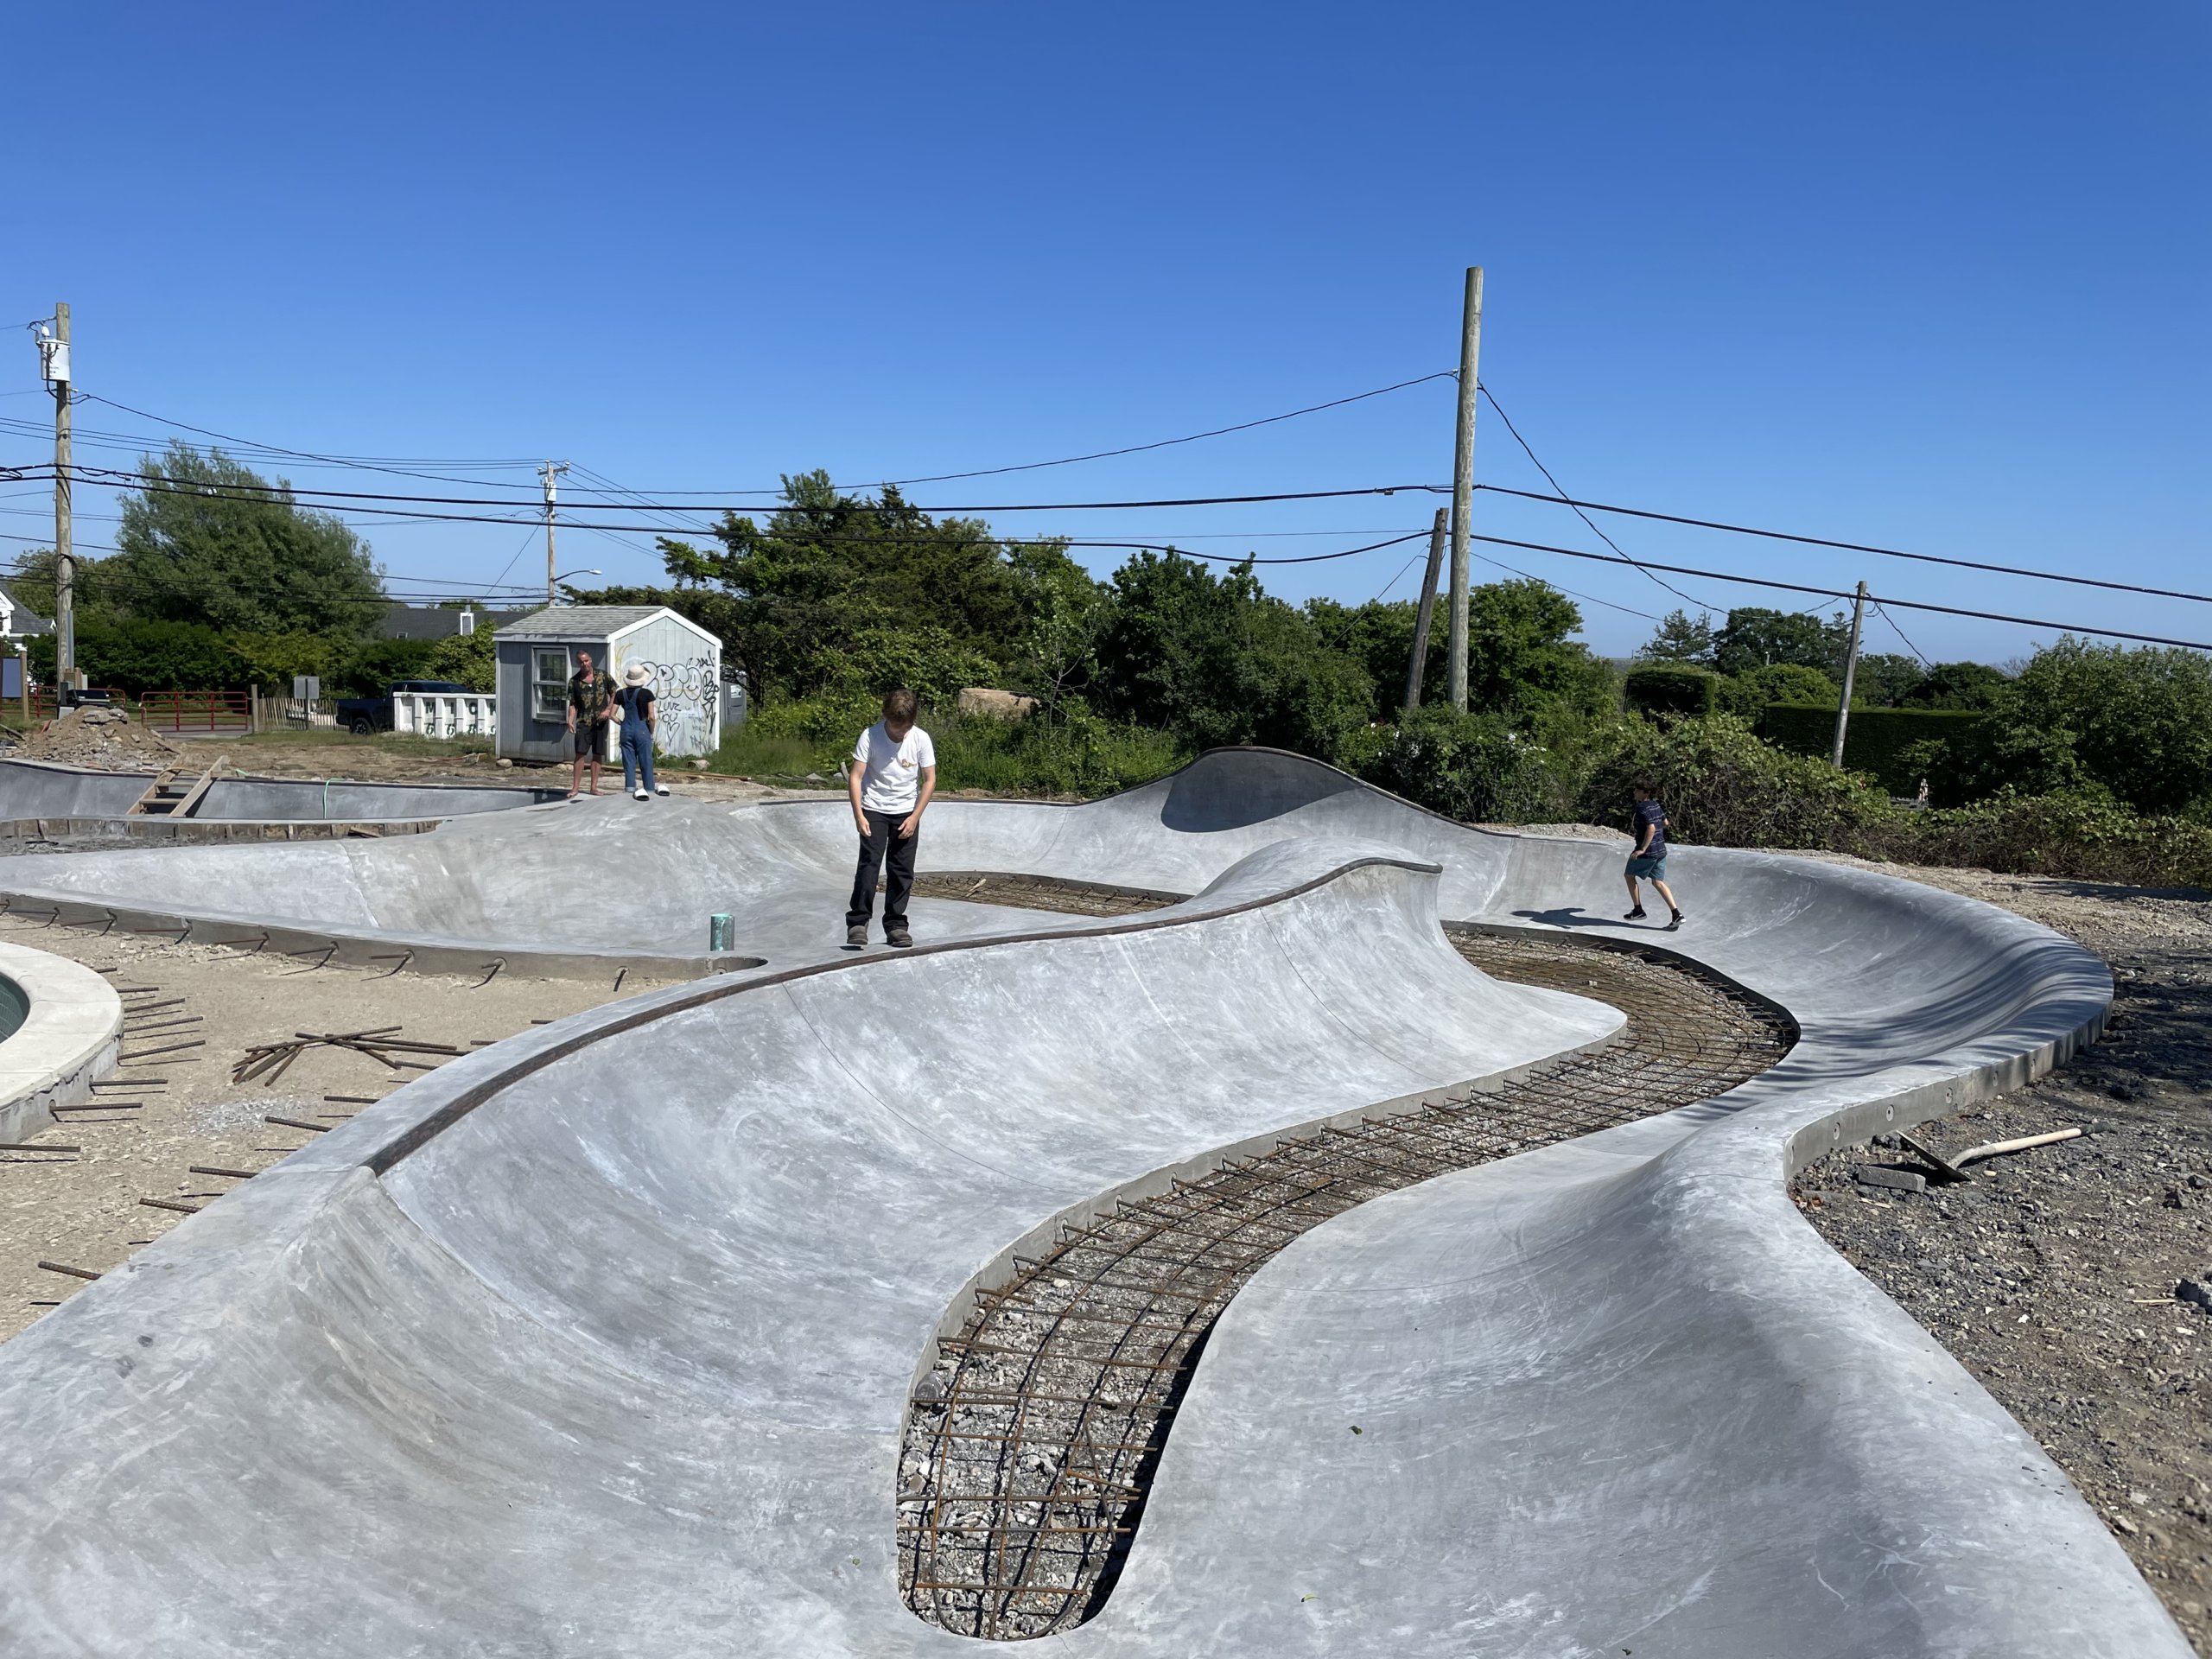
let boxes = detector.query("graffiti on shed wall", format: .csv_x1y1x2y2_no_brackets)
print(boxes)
615,653,717,754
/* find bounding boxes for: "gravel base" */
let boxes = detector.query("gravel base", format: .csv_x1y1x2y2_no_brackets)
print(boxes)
1787,858,2212,1653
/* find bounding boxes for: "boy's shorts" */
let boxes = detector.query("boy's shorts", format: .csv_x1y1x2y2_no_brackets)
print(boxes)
1625,853,1667,880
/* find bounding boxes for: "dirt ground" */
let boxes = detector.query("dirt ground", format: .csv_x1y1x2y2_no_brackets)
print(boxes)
0,919,678,1343
1786,853,2212,1653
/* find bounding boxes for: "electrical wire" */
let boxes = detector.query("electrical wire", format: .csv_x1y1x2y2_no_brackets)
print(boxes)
1463,549,1658,623
1467,530,2212,652
2,462,1450,518
1474,381,1724,614
1480,482,2212,609
867,370,1460,486
66,392,544,489
1872,600,1934,668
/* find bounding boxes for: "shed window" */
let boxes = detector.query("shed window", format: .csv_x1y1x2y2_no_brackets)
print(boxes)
531,648,570,721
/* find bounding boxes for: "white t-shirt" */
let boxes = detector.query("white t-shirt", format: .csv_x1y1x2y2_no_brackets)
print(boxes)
852,721,936,814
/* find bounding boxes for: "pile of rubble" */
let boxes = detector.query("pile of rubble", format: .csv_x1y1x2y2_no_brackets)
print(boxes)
12,707,181,771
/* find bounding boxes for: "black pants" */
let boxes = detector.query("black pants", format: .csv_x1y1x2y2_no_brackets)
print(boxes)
848,810,918,931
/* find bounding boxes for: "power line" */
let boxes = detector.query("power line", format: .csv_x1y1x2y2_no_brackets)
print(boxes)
65,392,543,488
1468,530,2212,652
1481,482,2212,609
1872,600,1933,668
1153,530,1430,567
1463,549,1658,623
867,370,1460,486
4,462,1451,519
1474,381,1723,614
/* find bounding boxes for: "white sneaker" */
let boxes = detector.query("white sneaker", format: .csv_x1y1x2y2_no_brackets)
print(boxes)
633,789,649,801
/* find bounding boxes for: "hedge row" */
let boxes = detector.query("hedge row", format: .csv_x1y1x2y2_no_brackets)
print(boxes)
1759,704,1986,795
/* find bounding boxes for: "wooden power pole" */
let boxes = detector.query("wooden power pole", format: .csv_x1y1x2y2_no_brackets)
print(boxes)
48,303,73,692
1447,266,1483,710
1831,580,1868,767
539,460,570,607
1402,508,1448,715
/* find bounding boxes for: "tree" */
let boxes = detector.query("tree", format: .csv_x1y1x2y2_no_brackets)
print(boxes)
1902,661,2009,710
1967,639,2212,815
1005,541,1108,719
1716,661,1838,717
1709,607,1847,677
1093,552,1372,759
1465,579,1611,722
1636,608,1715,664
659,470,1024,702
1848,652,1923,709
110,443,385,637
1307,579,1610,728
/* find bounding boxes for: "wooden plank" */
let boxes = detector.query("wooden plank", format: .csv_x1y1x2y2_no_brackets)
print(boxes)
167,753,229,820
124,767,180,817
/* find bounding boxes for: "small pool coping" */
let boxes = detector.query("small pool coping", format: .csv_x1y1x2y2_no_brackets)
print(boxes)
0,941,124,1145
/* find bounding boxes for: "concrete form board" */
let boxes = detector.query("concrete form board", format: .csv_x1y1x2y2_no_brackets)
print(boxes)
0,749,2175,1656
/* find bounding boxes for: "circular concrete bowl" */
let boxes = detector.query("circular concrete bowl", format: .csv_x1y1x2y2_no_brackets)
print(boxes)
0,941,123,1144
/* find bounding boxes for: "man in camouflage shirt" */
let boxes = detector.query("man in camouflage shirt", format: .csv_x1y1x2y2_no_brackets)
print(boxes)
565,649,619,801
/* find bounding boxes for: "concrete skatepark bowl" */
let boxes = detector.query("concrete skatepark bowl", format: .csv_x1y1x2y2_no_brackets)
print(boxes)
0,758,563,854
0,748,2189,1656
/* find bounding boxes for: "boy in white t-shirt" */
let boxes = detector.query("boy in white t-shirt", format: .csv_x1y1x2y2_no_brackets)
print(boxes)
845,688,938,948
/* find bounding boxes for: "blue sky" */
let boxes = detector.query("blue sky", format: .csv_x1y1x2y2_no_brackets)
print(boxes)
3,1,2205,664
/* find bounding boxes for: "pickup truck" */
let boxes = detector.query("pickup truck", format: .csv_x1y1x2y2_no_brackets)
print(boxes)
335,680,474,736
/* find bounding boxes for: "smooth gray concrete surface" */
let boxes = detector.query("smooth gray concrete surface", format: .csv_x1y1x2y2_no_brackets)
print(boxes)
0,748,2175,1656
0,757,562,822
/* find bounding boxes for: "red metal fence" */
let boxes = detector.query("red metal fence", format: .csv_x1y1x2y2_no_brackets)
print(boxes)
26,688,126,721
138,690,251,736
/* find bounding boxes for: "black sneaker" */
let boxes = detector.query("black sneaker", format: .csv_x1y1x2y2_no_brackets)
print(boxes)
1624,906,1647,921
887,928,913,949
1665,912,1684,931
845,925,868,947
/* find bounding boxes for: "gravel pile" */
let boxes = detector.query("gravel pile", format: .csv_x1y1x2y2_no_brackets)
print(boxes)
13,708,180,771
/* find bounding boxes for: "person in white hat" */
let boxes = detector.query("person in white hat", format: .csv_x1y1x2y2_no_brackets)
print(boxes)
613,663,670,801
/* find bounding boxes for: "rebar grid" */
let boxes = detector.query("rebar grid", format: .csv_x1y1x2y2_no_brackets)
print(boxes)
898,882,1792,1640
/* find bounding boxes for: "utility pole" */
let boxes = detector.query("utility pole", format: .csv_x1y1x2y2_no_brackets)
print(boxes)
1831,580,1868,767
1447,266,1484,710
1402,507,1448,715
539,461,570,607
38,305,73,692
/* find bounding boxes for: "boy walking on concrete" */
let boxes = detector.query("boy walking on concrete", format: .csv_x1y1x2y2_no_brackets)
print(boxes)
1624,779,1684,931
846,688,937,949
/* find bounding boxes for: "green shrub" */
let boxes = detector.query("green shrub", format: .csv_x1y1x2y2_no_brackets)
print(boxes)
1879,791,2212,890
1622,664,1719,720
931,709,1187,797
709,700,1188,798
1357,706,1573,823
1759,704,1986,795
1578,714,1892,849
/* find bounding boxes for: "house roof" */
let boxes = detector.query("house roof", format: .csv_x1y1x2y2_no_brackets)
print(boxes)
493,605,718,645
380,602,533,641
0,581,54,637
